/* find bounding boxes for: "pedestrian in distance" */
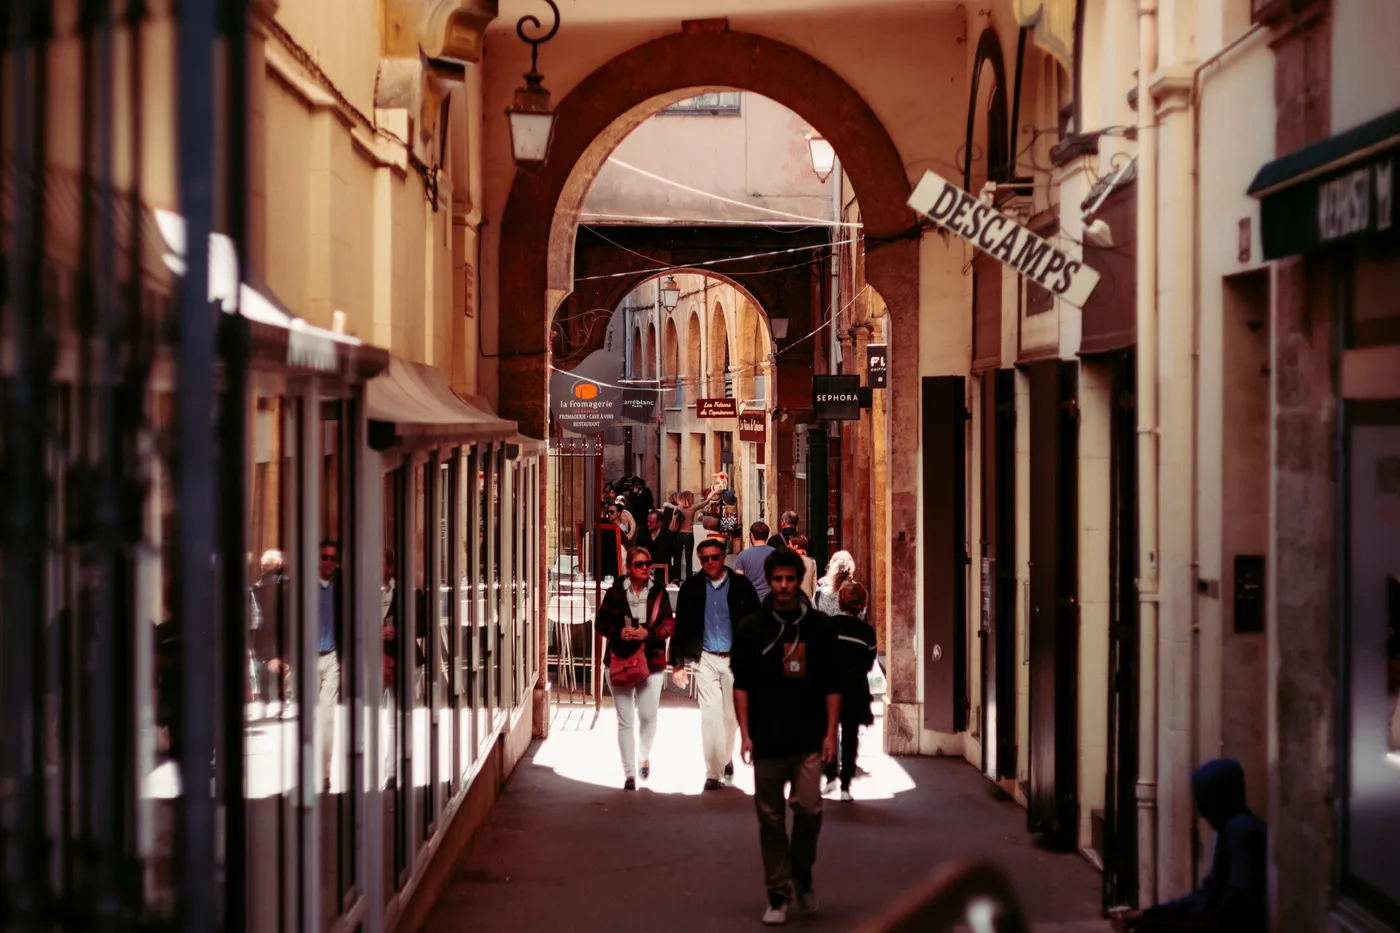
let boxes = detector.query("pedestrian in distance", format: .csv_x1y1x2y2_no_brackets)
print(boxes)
671,538,760,790
787,534,819,599
594,546,675,790
733,521,777,602
767,509,800,548
814,550,855,617
733,547,841,925
822,581,877,800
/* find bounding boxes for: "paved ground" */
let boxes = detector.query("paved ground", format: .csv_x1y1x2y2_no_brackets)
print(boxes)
423,696,1110,932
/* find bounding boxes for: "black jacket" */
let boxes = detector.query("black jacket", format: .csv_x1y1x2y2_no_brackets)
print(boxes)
670,568,759,666
831,613,878,724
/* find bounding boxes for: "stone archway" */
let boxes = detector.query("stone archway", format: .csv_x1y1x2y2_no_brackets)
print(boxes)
496,21,919,437
503,20,924,746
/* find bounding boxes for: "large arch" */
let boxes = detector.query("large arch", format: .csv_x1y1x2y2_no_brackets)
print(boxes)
500,22,925,749
496,23,919,436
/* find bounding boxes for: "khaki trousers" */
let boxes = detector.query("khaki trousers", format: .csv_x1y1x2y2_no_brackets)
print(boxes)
694,652,737,781
753,752,824,905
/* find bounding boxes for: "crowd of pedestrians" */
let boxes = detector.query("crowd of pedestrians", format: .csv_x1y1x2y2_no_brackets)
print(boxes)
594,482,881,925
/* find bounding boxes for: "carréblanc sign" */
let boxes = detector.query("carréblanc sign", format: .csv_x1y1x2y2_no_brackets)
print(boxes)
908,170,1101,308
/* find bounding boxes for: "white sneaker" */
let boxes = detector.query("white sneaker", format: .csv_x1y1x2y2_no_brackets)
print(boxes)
840,790,853,802
761,904,788,925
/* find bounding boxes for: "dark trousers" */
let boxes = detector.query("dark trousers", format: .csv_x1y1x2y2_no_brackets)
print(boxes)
823,718,862,789
753,752,824,907
677,532,694,581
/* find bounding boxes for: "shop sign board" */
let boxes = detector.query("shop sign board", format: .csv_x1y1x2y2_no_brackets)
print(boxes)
550,372,620,433
739,410,766,442
620,386,659,425
867,344,888,389
814,374,861,421
696,397,738,419
1256,150,1395,259
908,169,1101,308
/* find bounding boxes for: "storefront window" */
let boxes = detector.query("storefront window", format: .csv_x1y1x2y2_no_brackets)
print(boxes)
436,456,455,806
382,466,407,893
414,463,430,845
245,385,300,932
458,446,478,775
1343,247,1400,921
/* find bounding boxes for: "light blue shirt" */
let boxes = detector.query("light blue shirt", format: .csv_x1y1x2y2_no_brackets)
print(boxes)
732,544,774,602
702,573,733,654
318,579,336,653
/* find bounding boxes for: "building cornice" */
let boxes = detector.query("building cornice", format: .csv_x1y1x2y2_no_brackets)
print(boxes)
1149,68,1195,118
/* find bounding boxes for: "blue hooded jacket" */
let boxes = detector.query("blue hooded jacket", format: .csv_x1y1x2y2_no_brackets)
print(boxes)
1143,758,1267,933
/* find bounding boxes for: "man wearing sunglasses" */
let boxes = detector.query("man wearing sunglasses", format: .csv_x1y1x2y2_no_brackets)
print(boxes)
671,539,760,791
317,540,342,791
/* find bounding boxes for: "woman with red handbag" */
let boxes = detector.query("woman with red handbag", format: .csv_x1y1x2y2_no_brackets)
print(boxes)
595,546,676,790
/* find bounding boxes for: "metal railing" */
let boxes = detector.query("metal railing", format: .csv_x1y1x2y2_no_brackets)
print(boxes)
854,860,1031,933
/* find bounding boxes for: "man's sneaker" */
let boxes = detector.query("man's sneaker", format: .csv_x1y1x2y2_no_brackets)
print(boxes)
793,884,818,917
723,762,734,785
761,903,788,925
623,777,636,791
823,775,839,793
839,789,854,802
703,778,725,791
640,764,650,780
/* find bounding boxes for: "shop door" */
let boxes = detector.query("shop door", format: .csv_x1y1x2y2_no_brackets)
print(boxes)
827,432,843,560
804,426,830,570
980,370,1018,779
1027,360,1079,847
1103,351,1140,908
546,436,604,706
922,376,968,733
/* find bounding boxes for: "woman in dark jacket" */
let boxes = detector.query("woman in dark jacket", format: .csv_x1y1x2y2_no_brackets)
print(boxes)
824,581,878,800
594,546,676,789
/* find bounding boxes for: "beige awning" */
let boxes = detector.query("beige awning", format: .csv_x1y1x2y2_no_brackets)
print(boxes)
366,356,517,444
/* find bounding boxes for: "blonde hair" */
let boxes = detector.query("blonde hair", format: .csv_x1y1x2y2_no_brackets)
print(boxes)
820,550,855,594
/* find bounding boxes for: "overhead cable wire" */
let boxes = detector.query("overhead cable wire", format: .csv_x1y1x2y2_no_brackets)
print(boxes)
573,237,860,282
549,285,871,393
604,157,865,228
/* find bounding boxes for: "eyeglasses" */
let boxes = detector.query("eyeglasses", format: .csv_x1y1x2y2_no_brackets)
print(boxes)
630,561,651,568
320,552,337,562
700,554,725,563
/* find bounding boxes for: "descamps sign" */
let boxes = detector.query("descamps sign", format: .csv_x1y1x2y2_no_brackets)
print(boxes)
908,170,1101,308
813,374,860,421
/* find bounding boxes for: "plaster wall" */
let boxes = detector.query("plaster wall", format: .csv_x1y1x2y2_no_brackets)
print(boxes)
1193,33,1274,830
1078,361,1113,854
257,10,482,391
582,93,832,225
1330,0,1400,134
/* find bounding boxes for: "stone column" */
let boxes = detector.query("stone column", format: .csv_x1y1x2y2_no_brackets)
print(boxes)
838,330,856,556
851,324,874,594
1151,73,1198,901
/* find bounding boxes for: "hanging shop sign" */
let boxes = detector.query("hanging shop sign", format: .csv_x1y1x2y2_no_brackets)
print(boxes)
1249,131,1396,259
620,386,660,425
696,397,738,419
814,374,861,421
550,371,621,433
739,410,766,442
908,170,1101,308
867,344,888,389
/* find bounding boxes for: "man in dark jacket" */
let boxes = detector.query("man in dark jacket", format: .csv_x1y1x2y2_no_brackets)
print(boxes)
822,582,877,799
733,547,841,924
635,510,677,582
1111,758,1267,933
672,538,760,790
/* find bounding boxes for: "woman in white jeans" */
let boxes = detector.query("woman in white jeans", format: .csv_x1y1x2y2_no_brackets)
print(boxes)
595,546,675,790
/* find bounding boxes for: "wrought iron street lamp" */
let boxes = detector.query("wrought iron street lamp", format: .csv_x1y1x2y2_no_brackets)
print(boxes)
806,130,836,183
659,275,680,311
506,0,560,168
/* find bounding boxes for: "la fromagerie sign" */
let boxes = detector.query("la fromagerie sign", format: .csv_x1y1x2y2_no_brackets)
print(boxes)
908,170,1101,308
